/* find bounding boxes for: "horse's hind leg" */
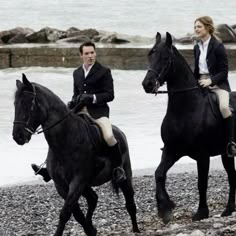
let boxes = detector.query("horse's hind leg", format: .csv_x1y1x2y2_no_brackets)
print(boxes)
192,156,210,221
82,187,98,231
119,178,140,233
221,154,236,216
155,147,179,224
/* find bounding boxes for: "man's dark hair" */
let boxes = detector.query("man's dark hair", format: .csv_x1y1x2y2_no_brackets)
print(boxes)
79,41,96,54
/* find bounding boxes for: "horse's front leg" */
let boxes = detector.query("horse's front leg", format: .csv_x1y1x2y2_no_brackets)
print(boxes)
119,177,140,233
192,156,210,221
221,154,236,216
54,179,94,236
82,187,98,233
155,147,180,224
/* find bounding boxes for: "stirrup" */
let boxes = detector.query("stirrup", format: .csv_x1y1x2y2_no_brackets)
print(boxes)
32,162,46,175
226,142,236,158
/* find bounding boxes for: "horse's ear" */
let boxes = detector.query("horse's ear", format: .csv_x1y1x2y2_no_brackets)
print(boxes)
165,32,172,48
16,80,22,89
156,32,161,44
22,73,33,91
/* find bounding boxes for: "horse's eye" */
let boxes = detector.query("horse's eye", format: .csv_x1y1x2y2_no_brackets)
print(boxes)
21,100,29,110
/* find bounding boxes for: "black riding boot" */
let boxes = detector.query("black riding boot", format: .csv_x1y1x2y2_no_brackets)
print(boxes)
109,143,126,183
224,115,236,157
31,164,51,182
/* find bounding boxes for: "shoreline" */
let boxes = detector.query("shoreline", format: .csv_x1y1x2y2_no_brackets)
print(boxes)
0,156,223,189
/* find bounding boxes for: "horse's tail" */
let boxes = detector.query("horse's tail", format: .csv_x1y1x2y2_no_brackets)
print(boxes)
111,180,120,196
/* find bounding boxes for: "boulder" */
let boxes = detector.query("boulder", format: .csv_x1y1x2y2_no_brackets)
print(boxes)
57,35,91,43
26,27,66,43
78,28,99,39
216,24,236,43
231,24,236,30
0,27,33,44
8,33,29,44
100,33,130,44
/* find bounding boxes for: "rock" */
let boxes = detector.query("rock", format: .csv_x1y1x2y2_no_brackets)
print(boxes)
0,27,33,44
216,24,236,43
26,27,66,43
8,33,29,44
100,33,130,44
79,28,99,39
57,35,91,43
190,229,205,236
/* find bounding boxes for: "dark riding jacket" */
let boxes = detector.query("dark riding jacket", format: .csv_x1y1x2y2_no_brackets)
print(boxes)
193,36,231,92
72,61,114,119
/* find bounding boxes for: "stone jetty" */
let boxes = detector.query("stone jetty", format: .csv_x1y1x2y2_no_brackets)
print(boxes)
0,24,236,70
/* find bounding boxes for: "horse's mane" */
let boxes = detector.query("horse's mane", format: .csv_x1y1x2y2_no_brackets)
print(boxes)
15,82,66,107
172,46,195,77
34,83,66,105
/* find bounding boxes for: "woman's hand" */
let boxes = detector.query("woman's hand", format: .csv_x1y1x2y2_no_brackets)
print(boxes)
199,79,212,88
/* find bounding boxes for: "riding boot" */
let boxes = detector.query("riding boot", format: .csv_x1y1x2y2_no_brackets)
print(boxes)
31,164,51,182
224,115,236,158
109,143,126,184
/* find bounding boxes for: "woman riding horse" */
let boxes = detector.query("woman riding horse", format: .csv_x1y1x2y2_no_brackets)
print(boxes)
194,16,236,157
142,31,236,224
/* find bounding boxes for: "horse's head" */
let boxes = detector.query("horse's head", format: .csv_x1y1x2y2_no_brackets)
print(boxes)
142,32,174,94
13,74,40,145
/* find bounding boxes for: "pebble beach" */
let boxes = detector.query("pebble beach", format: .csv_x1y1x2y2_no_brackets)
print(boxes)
0,164,235,236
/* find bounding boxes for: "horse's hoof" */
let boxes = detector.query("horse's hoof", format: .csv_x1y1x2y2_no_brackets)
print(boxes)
158,200,175,224
158,210,173,224
133,227,141,233
192,207,209,221
221,207,235,217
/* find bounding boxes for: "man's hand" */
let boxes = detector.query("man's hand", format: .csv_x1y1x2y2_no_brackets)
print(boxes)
79,94,93,105
67,100,75,110
199,79,212,88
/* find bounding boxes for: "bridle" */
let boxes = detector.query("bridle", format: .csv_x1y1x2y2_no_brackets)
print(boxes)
147,54,173,95
147,48,199,95
13,87,37,134
13,85,83,135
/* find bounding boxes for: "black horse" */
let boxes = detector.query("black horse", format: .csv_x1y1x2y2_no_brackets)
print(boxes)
12,74,140,236
142,32,236,223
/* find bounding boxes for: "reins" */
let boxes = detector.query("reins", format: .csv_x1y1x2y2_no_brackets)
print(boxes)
35,103,83,134
147,46,199,96
155,86,199,95
14,86,84,135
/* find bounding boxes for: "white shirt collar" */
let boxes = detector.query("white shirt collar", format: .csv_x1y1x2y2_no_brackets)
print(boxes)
198,36,211,49
82,63,94,78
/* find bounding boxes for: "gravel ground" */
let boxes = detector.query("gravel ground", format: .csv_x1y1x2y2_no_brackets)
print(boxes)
0,168,235,236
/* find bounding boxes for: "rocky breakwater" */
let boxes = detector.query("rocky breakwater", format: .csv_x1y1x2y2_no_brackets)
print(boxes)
0,24,236,69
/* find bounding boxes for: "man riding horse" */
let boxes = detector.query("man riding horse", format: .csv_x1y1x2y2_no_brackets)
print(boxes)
32,41,126,184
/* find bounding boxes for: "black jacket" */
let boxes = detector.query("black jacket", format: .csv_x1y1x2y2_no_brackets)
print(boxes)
72,61,114,119
193,36,230,92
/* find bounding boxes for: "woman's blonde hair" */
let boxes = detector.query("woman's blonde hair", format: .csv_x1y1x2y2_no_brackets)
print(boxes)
194,16,221,40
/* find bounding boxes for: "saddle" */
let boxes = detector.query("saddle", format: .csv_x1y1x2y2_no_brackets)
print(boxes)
78,113,108,155
78,114,111,177
207,90,235,119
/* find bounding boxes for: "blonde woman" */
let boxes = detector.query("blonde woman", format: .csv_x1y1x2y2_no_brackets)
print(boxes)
194,16,236,157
